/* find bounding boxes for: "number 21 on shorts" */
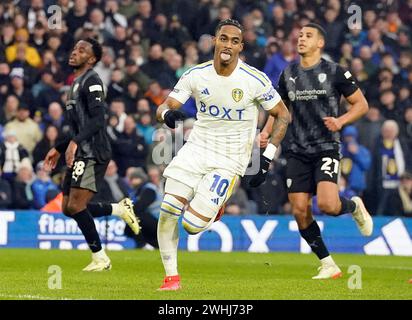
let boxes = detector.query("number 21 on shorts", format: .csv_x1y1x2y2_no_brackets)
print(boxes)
321,157,339,178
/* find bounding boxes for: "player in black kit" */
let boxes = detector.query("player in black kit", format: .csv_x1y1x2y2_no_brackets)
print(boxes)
44,38,140,271
256,23,373,279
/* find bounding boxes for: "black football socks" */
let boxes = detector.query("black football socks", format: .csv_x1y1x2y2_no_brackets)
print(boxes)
299,220,329,259
87,202,112,217
72,208,102,253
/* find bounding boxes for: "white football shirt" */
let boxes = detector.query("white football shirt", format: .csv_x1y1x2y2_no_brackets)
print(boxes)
168,59,281,176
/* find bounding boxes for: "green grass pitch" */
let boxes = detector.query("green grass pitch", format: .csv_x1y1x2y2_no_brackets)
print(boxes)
0,249,410,300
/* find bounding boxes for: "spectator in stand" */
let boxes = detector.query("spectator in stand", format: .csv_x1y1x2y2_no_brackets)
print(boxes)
136,112,155,146
4,104,42,155
400,107,412,151
372,120,412,215
376,171,412,217
94,46,115,88
144,81,168,107
159,52,182,89
355,106,384,153
162,15,192,51
32,124,64,172
242,29,266,70
264,40,297,85
122,59,152,94
379,89,402,123
29,21,48,55
31,160,59,209
109,98,128,133
111,116,148,176
147,164,165,195
340,126,372,195
122,80,143,114
0,94,19,126
41,102,64,131
8,68,35,114
141,43,170,83
198,34,214,63
0,167,12,209
106,68,125,104
34,71,65,113
0,129,30,182
323,7,345,60
65,0,89,35
5,28,41,69
10,159,35,209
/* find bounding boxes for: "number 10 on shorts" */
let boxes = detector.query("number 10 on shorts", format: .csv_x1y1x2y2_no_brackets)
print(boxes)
210,175,230,197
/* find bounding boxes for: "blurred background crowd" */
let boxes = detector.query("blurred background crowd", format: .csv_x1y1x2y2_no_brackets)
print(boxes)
0,0,411,218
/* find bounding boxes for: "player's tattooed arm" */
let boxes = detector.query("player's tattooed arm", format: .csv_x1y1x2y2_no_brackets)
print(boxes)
267,100,290,147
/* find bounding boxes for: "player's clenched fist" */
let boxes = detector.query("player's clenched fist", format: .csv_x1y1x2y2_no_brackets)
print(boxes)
323,117,343,132
249,143,277,187
163,109,186,128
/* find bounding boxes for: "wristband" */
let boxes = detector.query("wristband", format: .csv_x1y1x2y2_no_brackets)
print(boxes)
262,143,277,160
161,109,169,120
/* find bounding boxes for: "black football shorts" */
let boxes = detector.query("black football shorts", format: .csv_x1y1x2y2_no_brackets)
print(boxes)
285,151,341,194
62,158,109,195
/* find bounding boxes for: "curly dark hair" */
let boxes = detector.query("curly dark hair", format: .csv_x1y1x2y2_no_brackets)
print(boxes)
84,37,103,65
215,18,243,35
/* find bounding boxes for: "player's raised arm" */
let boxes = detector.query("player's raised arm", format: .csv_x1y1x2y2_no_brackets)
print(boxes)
156,96,185,129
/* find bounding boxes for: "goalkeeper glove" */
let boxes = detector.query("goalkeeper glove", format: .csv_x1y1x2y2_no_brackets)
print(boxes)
249,143,277,188
162,109,186,129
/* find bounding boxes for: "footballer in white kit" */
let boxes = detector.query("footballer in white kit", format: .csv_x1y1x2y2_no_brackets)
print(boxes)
163,57,282,215
155,19,290,291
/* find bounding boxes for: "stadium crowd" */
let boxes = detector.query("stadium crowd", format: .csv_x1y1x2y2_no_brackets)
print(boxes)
0,0,411,217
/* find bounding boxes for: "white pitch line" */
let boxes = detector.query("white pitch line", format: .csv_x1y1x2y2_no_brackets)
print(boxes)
0,293,94,300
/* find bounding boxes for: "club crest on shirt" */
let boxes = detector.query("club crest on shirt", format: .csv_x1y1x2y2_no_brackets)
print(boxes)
318,73,327,83
232,88,243,102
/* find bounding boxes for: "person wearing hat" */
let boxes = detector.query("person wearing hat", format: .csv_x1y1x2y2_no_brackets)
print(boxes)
4,103,43,155
340,125,372,195
9,68,35,112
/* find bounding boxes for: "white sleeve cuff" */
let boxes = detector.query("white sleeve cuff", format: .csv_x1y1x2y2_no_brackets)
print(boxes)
161,109,169,120
262,143,277,160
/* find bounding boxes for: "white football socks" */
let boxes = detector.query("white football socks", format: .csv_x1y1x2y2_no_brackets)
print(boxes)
158,194,185,276
320,255,336,266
